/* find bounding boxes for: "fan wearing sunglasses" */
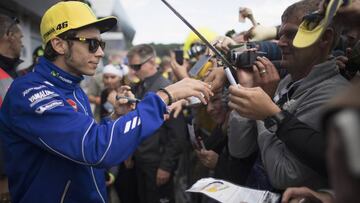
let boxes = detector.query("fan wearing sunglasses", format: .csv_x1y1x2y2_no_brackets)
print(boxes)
0,14,24,202
0,1,213,203
0,15,23,67
0,15,23,79
127,44,191,203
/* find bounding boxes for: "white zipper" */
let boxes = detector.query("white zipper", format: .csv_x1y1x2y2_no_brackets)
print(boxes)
73,90,88,115
60,180,71,203
91,167,106,203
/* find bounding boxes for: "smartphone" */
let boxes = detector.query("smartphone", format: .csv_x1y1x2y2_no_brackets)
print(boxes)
188,54,211,78
174,49,184,65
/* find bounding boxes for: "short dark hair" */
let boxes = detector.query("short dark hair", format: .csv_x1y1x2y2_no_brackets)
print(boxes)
127,44,156,62
282,0,322,23
0,14,20,38
43,29,78,61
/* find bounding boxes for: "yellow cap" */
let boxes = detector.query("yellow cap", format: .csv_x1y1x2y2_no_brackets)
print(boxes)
40,1,117,44
293,0,350,48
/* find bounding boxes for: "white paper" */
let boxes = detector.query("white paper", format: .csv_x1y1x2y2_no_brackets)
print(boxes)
186,178,280,203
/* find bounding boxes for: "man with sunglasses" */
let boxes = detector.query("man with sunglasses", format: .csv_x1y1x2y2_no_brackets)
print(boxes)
0,14,23,202
127,44,188,203
0,15,23,106
0,2,212,203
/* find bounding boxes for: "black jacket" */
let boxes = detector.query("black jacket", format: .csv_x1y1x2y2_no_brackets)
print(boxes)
0,54,21,79
133,71,187,172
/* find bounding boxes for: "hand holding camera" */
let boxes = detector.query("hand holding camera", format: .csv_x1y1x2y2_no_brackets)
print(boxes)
252,56,280,97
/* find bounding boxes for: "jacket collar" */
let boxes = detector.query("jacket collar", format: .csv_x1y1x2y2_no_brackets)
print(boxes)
141,70,162,90
35,57,83,90
280,58,340,99
0,54,22,78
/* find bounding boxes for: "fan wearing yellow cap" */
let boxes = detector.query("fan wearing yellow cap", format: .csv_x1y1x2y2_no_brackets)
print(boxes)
224,0,351,191
293,0,352,48
0,1,213,203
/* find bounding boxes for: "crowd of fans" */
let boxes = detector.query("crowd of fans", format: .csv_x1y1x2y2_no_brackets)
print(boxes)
0,0,360,202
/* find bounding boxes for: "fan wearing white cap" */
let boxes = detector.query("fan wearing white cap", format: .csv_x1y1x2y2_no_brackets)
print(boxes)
103,64,124,90
101,64,124,118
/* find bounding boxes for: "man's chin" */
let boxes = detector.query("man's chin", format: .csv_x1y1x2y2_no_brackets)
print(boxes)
83,70,96,76
280,61,290,70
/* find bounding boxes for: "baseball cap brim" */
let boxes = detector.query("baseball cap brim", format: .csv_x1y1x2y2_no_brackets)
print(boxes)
89,16,117,34
293,19,326,48
293,0,346,48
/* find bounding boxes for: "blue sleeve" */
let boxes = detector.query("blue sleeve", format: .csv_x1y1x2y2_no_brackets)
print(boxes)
5,81,166,168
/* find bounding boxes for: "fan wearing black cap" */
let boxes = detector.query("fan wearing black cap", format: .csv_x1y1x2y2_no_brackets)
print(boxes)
0,1,212,203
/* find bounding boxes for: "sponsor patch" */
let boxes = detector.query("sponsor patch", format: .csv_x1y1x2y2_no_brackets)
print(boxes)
35,100,64,114
43,28,55,39
51,71,72,84
22,85,46,96
28,90,57,103
66,99,78,111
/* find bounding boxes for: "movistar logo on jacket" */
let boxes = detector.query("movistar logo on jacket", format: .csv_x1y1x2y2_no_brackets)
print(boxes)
51,70,73,84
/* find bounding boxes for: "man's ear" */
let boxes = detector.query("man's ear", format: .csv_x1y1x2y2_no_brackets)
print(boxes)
5,31,16,41
320,28,335,49
149,57,157,66
50,37,67,55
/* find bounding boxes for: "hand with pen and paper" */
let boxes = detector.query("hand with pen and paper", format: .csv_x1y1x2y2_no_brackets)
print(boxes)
187,120,218,169
187,177,280,203
187,119,206,151
108,85,138,119
190,89,230,170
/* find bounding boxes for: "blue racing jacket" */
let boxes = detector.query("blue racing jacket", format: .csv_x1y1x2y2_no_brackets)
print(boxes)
0,57,167,203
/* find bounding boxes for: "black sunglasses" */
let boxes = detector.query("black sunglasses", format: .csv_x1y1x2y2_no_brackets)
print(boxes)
6,17,20,35
65,37,106,53
129,55,153,71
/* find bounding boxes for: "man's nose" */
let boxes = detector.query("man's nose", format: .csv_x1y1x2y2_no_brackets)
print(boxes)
95,46,105,57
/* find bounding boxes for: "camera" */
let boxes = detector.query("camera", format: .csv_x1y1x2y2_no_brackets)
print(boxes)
188,43,207,59
229,48,261,69
228,40,282,69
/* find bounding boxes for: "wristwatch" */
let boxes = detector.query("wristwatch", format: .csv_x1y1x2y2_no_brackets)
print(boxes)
264,110,289,133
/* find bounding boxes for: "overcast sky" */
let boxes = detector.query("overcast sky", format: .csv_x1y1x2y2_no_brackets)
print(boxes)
115,0,299,44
